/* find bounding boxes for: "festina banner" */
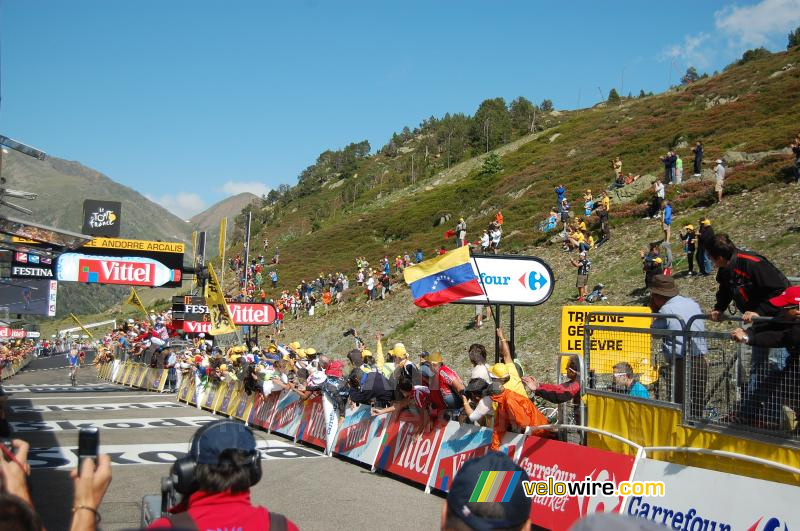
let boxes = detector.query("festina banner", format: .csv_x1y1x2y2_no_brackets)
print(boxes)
57,254,181,287
228,303,277,325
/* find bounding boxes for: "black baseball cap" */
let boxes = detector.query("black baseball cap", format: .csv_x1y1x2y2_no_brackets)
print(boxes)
190,420,257,465
446,452,530,530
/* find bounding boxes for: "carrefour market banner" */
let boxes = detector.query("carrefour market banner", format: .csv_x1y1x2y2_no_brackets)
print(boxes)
517,435,636,531
334,404,389,467
625,458,799,530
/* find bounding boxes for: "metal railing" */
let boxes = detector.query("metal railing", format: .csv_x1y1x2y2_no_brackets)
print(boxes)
583,311,685,404
580,311,798,443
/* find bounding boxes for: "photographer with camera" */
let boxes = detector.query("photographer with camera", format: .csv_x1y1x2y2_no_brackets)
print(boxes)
148,420,297,530
1,438,112,531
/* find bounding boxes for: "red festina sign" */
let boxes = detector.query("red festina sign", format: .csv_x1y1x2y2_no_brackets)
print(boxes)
182,321,212,333
228,303,277,325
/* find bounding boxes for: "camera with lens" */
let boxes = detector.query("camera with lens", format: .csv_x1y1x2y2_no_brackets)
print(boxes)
342,328,356,337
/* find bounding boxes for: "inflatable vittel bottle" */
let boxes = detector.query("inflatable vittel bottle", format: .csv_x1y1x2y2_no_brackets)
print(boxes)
56,253,181,287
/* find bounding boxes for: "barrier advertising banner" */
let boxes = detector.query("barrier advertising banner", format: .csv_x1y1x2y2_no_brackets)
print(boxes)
334,404,389,467
428,423,527,492
295,395,328,451
374,410,449,488
147,368,168,392
516,436,636,531
218,382,241,416
625,458,799,530
250,391,281,430
202,384,220,411
269,391,304,440
177,376,193,403
231,391,253,422
228,302,277,326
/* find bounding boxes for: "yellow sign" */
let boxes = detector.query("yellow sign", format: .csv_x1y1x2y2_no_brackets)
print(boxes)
560,306,652,374
83,237,185,254
205,263,237,335
11,237,39,244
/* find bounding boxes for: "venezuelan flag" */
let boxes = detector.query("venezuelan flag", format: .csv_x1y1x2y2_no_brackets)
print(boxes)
403,246,483,308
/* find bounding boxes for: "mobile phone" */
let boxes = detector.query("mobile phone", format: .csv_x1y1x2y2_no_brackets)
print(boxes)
77,427,99,473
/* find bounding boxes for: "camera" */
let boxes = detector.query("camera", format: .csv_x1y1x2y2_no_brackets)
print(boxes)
141,460,185,526
342,328,356,337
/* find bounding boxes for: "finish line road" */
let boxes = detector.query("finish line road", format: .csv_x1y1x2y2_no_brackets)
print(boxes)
5,368,443,530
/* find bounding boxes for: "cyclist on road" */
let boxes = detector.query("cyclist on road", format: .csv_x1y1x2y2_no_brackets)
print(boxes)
68,348,80,385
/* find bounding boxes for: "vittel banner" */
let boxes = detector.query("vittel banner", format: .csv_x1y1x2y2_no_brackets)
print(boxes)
56,253,181,287
228,303,277,325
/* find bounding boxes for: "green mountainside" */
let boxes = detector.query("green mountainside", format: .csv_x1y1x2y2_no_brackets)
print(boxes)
229,46,800,290
214,46,800,377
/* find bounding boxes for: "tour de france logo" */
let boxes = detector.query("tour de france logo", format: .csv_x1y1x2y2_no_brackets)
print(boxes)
88,207,117,228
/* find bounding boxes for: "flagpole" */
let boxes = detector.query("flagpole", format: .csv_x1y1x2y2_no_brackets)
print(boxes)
469,249,498,327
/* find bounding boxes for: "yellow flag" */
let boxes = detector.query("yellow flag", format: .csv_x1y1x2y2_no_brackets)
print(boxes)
69,313,94,339
126,287,149,318
204,263,236,335
218,217,227,258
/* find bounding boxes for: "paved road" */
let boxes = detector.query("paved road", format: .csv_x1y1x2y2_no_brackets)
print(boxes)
4,366,443,530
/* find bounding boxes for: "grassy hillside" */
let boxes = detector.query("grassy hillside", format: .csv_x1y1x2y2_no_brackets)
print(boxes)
229,46,800,292
213,46,800,378
190,192,259,258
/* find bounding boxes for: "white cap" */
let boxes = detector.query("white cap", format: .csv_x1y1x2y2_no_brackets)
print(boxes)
716,159,722,164
579,251,587,257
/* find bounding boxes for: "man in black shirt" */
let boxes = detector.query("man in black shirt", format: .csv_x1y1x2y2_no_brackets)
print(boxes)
691,141,703,177
595,203,610,247
696,218,714,276
791,139,800,184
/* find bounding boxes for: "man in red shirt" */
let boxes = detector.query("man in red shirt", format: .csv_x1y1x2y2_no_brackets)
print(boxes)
149,420,297,530
426,351,465,411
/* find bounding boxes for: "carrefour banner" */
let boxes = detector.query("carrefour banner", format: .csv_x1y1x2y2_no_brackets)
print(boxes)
517,435,636,531
456,255,554,306
625,458,799,530
334,404,389,467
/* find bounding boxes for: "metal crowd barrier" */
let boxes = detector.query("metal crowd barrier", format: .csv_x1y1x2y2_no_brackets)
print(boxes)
685,315,798,442
581,310,798,444
583,311,685,404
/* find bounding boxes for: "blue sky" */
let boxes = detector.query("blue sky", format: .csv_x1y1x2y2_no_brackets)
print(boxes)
2,1,799,219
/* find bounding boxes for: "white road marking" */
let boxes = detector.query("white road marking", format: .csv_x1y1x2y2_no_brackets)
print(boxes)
11,416,214,432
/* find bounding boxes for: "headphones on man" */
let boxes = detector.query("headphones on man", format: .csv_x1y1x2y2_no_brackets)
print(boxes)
172,420,262,495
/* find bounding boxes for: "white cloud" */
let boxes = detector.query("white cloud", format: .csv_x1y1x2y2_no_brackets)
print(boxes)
146,192,207,220
715,0,800,47
662,32,712,69
221,180,270,198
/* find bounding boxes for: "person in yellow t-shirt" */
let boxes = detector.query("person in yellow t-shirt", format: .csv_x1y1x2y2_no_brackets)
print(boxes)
488,328,526,398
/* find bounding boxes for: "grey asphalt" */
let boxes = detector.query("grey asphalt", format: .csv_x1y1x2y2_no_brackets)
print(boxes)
4,367,443,530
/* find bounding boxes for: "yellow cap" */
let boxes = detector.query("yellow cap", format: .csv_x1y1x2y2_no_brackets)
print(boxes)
362,349,373,358
489,363,509,379
684,224,694,231
268,345,277,353
700,218,711,226
427,351,443,364
289,341,300,350
388,343,408,359
219,364,228,372
305,348,316,355
296,348,307,359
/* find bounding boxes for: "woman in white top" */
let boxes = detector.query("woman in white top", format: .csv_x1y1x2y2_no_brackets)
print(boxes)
468,343,492,384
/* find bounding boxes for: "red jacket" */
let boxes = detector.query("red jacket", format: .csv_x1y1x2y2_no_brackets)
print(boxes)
149,490,298,530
